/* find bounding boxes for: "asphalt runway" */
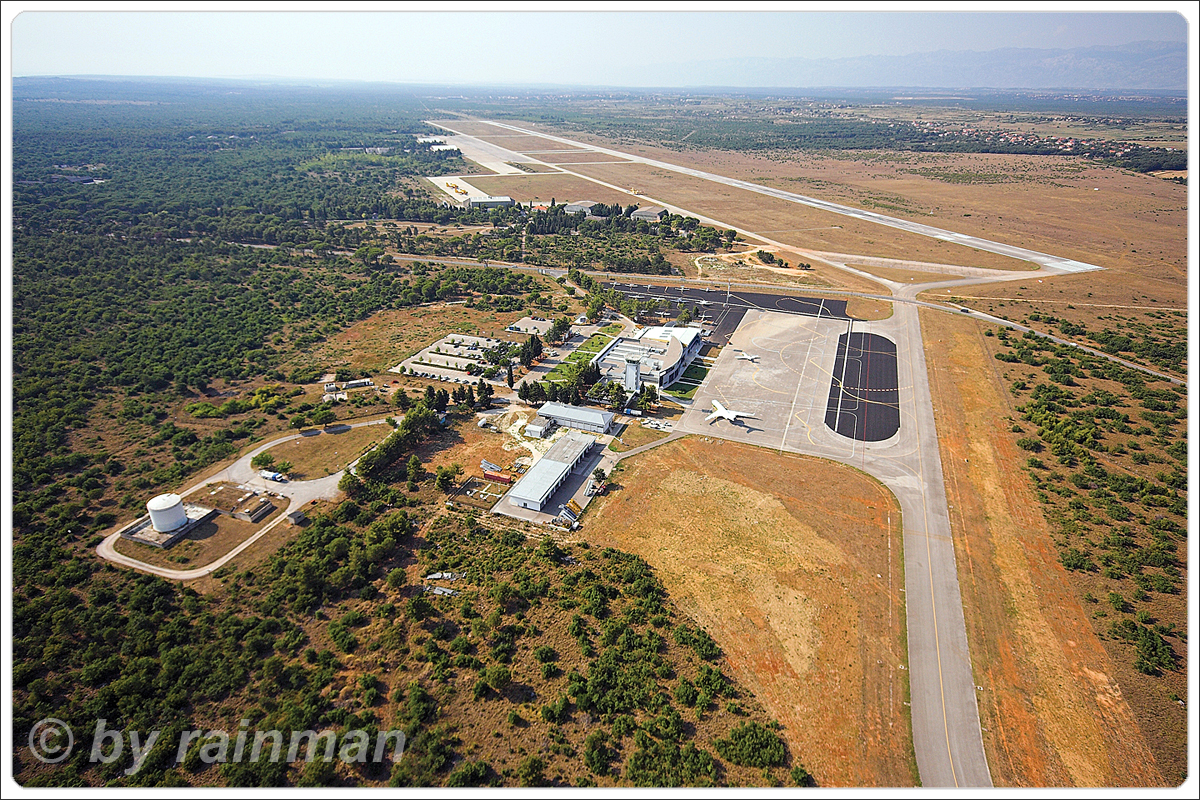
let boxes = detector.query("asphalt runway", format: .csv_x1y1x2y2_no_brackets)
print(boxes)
824,331,901,442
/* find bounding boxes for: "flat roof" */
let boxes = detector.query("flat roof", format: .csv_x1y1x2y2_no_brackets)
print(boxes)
636,325,702,347
538,401,614,429
509,431,596,506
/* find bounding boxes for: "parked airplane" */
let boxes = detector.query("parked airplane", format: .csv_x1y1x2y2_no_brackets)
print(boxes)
707,399,755,424
735,352,758,362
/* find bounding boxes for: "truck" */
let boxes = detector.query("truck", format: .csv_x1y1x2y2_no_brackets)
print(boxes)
259,470,286,482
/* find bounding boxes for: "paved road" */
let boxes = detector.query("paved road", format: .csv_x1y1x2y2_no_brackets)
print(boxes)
96,418,393,580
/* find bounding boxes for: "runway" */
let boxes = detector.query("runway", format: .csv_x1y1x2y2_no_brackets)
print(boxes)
470,119,1103,274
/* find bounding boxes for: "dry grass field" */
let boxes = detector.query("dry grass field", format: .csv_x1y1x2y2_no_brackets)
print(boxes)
928,269,1186,379
584,437,914,787
270,423,391,480
920,307,1176,787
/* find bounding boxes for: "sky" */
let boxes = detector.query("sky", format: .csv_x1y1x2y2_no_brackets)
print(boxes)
6,3,1193,87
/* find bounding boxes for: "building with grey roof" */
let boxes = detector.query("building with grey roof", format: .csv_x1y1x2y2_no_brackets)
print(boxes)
536,402,614,434
506,431,596,511
631,205,667,221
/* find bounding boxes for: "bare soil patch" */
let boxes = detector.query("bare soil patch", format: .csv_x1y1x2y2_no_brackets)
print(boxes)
845,297,893,321
584,437,913,786
920,308,1171,786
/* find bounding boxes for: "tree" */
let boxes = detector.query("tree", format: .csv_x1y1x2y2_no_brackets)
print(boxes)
274,460,294,474
394,390,412,410
407,454,423,483
311,406,336,426
506,363,514,389
250,452,276,470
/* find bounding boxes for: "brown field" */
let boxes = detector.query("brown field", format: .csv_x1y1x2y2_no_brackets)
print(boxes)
414,407,539,483
920,307,1175,787
114,505,284,570
563,161,1034,271
511,122,1185,277
269,423,391,480
584,437,914,786
463,173,636,206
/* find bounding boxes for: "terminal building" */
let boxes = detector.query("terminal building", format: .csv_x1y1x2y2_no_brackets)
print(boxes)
536,402,614,435
594,325,703,390
506,431,597,511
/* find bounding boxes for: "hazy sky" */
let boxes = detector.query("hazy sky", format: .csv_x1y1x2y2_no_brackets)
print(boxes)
7,4,1193,87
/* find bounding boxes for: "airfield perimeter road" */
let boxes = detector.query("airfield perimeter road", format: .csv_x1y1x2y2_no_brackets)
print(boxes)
96,418,392,581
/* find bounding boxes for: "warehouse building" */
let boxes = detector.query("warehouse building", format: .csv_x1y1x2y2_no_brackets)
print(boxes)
506,431,597,511
536,401,614,434
467,195,514,209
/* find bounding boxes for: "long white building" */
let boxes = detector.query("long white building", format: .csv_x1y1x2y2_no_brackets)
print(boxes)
507,431,596,511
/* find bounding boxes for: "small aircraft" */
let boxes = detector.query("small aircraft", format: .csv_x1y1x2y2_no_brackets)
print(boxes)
707,399,755,424
735,352,758,362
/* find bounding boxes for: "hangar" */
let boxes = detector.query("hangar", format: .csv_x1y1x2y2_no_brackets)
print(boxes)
506,431,597,511
537,401,614,434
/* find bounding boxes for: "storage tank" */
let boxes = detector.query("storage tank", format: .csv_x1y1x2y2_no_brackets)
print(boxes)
146,493,187,532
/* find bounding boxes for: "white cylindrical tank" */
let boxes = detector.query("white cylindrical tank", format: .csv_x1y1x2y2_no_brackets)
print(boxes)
146,493,187,532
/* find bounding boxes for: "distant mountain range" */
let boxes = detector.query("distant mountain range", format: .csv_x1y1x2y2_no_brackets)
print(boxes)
639,40,1186,91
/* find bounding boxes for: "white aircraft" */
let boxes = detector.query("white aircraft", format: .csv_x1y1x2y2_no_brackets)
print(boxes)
707,399,755,424
735,352,758,362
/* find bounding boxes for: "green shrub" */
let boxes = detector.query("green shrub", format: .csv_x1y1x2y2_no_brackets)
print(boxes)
715,721,786,768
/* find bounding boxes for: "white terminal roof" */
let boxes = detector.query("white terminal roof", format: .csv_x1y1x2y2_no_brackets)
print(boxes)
537,402,614,430
634,325,702,348
508,431,596,507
